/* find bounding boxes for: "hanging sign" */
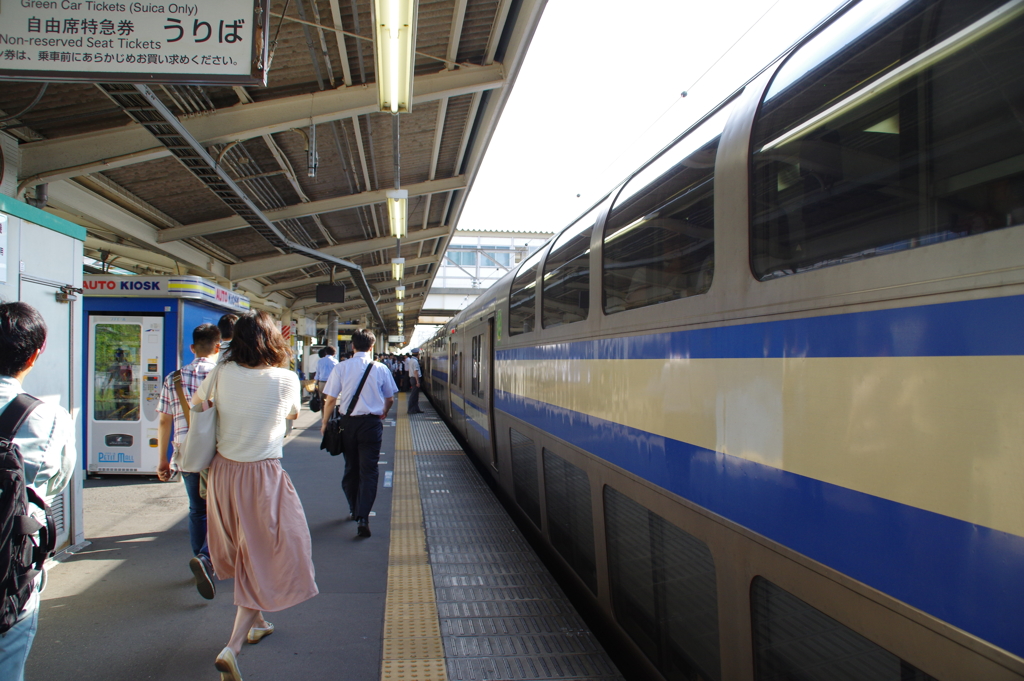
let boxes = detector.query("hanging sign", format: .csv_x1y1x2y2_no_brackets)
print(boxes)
0,214,7,284
0,0,269,85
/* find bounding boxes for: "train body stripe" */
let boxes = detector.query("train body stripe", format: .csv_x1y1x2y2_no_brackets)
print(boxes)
496,294,1024,361
494,388,1024,658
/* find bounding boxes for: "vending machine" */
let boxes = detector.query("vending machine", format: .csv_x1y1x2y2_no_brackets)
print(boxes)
87,315,165,474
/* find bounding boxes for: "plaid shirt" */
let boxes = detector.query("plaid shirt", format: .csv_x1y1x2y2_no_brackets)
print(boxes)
156,356,216,453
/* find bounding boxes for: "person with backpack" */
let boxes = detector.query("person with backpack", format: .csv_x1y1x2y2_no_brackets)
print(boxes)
155,323,221,600
0,302,76,681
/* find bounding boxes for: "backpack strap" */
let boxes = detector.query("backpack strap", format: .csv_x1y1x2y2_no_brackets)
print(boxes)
0,394,43,443
171,370,190,428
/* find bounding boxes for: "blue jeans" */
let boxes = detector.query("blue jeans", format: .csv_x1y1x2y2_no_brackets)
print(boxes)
182,472,209,557
0,589,39,681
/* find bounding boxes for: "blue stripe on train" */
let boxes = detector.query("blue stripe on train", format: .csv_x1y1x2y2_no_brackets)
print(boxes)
494,389,1024,657
496,294,1024,361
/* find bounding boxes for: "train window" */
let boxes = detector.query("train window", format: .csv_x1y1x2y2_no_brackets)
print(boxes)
543,449,596,593
510,429,542,527
450,342,459,389
751,577,939,681
508,249,544,335
604,486,721,681
603,102,735,315
542,207,600,328
751,0,1022,280
471,335,481,397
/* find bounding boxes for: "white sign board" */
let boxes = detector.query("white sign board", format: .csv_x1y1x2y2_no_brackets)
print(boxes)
388,335,405,343
0,0,268,85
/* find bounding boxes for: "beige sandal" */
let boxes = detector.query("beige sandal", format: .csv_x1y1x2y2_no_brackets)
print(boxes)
247,621,275,644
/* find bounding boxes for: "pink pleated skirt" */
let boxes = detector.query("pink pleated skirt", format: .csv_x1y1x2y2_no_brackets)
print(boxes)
207,454,319,612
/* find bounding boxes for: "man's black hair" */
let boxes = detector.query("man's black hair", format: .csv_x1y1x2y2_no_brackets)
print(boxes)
192,323,221,356
0,302,48,377
351,329,375,352
325,345,336,356
218,313,238,341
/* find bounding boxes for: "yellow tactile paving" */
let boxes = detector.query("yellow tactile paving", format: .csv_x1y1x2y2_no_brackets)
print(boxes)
382,402,448,681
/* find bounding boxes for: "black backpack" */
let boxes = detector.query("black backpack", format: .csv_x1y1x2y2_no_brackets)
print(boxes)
0,394,57,634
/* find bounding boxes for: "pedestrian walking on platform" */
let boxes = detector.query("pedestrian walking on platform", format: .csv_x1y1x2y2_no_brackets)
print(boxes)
191,311,318,681
155,322,221,600
406,349,423,414
320,328,397,538
0,303,76,681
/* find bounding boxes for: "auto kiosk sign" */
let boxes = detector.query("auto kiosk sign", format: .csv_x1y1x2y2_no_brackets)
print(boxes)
0,0,269,85
84,274,250,311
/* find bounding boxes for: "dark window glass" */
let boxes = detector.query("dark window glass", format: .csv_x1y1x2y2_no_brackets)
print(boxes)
542,208,598,328
603,103,735,314
751,577,939,681
751,0,1020,280
543,449,596,593
450,342,459,389
471,335,481,397
508,249,544,335
510,429,541,527
605,486,721,681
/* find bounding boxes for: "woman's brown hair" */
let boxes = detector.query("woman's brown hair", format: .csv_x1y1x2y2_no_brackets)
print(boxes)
224,311,292,367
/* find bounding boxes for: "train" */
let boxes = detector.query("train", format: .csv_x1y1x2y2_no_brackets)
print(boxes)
419,0,1024,679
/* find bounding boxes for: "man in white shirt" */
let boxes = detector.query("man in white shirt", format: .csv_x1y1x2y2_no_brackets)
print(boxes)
321,329,398,538
315,345,338,395
0,303,76,681
405,349,423,414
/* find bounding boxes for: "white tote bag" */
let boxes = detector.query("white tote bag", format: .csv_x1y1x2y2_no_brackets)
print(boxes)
173,364,221,473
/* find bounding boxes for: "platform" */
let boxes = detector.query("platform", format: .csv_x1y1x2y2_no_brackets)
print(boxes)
26,396,624,681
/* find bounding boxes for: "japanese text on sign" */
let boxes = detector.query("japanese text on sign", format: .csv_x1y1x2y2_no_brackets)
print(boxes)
0,1,265,84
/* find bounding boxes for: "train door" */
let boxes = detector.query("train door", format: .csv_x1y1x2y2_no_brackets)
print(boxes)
87,315,165,474
486,317,497,470
19,275,77,550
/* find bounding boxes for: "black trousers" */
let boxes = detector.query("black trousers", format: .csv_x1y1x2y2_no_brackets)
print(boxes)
341,414,383,519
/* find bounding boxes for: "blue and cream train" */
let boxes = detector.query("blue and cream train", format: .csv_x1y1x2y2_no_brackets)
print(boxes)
421,1,1024,679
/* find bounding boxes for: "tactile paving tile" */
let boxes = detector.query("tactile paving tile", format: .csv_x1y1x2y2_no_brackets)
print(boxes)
407,445,624,681
381,659,448,681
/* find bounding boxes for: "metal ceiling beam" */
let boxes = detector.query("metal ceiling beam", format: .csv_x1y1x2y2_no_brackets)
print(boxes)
228,225,449,280
18,65,505,186
157,175,466,242
265,256,437,292
46,179,229,279
96,83,387,331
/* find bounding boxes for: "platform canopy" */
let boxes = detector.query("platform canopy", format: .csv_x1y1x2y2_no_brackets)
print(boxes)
0,0,546,335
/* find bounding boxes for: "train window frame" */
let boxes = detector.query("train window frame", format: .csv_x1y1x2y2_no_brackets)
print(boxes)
471,334,481,397
508,247,546,336
749,0,1022,282
602,101,736,316
541,206,601,329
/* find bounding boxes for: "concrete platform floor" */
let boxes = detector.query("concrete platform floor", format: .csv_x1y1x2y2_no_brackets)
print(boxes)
28,405,395,681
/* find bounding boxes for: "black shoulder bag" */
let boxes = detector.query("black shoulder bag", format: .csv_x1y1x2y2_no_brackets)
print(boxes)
320,364,374,456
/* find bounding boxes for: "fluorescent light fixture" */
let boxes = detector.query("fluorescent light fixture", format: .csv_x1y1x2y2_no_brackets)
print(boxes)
392,257,405,280
397,313,404,320
373,0,418,114
395,302,404,312
395,285,405,299
386,189,408,238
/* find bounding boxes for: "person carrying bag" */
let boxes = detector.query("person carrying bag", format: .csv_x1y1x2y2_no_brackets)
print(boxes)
320,364,373,457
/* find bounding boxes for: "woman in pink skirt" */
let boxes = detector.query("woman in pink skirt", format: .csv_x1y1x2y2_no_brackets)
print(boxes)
192,310,318,681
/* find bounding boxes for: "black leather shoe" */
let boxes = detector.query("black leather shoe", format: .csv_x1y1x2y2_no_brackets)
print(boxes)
357,518,371,537
190,554,216,600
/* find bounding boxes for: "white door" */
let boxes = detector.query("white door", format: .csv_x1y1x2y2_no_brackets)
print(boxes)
19,277,75,550
87,315,164,474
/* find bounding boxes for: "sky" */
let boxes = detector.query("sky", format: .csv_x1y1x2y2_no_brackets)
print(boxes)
456,0,848,236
